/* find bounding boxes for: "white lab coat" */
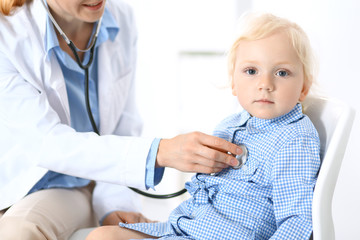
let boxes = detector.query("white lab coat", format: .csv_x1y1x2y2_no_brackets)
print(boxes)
0,0,153,220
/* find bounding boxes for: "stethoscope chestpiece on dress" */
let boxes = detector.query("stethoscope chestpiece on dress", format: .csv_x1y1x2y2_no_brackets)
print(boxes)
232,144,248,169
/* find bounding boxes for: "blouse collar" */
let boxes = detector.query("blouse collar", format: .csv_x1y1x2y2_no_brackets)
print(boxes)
231,103,304,134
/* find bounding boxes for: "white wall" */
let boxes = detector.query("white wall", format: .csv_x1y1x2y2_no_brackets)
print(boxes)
125,0,360,238
128,0,244,138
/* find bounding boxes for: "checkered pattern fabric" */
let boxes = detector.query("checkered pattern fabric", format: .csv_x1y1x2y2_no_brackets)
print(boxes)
120,104,320,240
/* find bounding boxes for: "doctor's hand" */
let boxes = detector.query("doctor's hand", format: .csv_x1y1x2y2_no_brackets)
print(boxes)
156,131,243,174
102,211,156,226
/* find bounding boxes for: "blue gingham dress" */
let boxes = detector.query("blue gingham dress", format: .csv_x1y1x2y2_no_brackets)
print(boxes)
120,104,321,240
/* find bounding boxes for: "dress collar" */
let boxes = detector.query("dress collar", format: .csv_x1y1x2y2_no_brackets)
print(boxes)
230,103,304,134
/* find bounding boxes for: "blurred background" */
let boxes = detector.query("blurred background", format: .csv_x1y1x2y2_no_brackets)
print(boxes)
123,0,360,239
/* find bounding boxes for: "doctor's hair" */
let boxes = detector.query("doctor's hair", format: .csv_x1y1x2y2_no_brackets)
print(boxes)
227,12,317,91
0,0,32,16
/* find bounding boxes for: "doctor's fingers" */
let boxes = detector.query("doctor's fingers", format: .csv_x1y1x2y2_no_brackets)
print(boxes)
187,154,228,174
177,132,240,168
194,145,239,169
199,134,244,163
156,132,240,170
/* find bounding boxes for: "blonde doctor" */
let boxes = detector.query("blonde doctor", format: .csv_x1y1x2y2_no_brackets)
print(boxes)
0,0,243,239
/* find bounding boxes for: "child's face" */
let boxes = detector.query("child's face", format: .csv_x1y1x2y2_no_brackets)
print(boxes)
231,32,309,119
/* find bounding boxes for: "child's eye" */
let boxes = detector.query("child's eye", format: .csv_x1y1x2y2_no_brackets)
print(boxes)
276,70,289,77
245,68,257,75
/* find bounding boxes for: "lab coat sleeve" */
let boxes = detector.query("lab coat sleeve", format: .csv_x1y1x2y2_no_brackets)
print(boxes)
92,182,142,223
0,49,152,209
91,56,146,220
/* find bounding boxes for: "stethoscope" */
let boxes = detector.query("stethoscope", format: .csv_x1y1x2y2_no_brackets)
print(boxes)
41,0,248,199
41,0,101,134
232,144,248,169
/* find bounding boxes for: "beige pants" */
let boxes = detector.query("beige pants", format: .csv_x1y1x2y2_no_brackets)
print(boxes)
0,183,98,240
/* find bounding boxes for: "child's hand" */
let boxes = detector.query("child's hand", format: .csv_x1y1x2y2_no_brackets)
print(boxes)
102,211,157,226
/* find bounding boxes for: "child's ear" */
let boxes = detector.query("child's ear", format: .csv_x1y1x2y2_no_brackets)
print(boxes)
299,79,311,102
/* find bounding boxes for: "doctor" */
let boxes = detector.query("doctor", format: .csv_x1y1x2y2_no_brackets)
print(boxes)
0,0,242,239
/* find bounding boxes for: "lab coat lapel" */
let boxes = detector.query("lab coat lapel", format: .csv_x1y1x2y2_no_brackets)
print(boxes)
30,0,46,38
43,54,71,125
97,39,129,135
30,0,71,125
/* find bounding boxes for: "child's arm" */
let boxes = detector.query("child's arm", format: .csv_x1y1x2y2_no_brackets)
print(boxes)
271,134,320,240
86,225,158,240
101,211,156,226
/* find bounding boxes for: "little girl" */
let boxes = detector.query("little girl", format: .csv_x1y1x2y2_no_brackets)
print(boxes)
87,12,320,240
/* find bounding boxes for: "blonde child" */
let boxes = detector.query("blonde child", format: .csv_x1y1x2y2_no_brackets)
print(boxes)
86,12,320,240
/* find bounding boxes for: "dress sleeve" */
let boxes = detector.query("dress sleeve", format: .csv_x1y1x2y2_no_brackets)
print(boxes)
270,134,320,240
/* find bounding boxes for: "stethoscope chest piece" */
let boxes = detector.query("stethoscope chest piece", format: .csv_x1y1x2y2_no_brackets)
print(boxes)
232,144,248,169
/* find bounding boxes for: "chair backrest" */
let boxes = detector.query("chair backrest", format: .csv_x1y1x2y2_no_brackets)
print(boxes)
303,96,355,240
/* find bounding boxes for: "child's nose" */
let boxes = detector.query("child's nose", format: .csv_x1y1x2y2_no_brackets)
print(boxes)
257,74,274,92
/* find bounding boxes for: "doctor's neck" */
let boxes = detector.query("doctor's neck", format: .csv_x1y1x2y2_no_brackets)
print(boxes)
47,3,97,62
47,5,94,48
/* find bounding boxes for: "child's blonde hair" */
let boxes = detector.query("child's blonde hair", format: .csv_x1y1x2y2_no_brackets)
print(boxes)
228,13,317,91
